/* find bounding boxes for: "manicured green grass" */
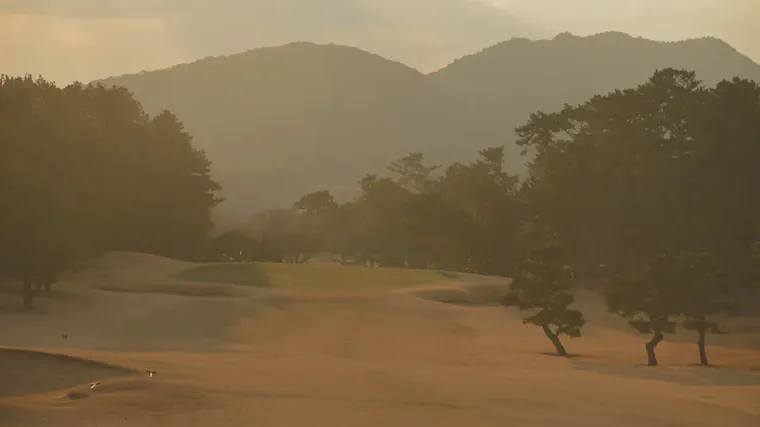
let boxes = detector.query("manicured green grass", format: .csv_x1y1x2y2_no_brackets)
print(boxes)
175,263,270,287
261,262,447,290
176,262,447,290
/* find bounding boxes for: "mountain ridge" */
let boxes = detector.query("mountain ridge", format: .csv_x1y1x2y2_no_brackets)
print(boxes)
101,32,760,80
97,33,760,215
438,31,759,77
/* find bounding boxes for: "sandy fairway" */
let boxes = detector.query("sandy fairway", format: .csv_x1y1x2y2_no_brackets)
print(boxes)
1,253,759,427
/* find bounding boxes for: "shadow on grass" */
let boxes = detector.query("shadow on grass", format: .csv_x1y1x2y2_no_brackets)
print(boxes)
540,352,589,359
437,271,462,280
572,360,760,386
175,263,271,288
0,348,135,397
414,282,512,308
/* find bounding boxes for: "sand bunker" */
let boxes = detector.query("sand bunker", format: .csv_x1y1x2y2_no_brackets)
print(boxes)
0,348,134,398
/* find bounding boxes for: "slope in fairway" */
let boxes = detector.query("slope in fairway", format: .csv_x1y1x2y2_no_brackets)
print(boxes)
1,253,759,427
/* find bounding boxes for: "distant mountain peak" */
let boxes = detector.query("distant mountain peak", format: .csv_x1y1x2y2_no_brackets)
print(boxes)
99,41,421,86
581,31,636,40
437,31,757,76
100,36,760,214
552,31,581,40
552,31,739,52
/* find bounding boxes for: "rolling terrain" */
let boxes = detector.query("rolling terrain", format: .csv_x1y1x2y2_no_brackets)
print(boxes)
1,253,759,426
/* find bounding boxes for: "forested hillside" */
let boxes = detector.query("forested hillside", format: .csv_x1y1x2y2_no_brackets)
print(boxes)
431,32,760,146
254,68,760,325
99,42,502,211
100,33,760,213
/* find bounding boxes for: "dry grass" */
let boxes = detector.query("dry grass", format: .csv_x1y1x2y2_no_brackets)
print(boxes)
1,252,760,427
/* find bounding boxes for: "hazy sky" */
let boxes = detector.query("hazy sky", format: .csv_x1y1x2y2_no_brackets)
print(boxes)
1,0,757,85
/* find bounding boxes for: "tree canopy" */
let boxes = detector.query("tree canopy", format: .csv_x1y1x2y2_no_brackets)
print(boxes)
501,243,585,357
516,69,760,282
276,69,759,286
0,75,221,308
6,65,757,366
269,67,759,362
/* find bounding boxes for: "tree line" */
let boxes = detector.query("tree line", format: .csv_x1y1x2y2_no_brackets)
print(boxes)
2,69,758,364
0,75,222,309
255,68,760,365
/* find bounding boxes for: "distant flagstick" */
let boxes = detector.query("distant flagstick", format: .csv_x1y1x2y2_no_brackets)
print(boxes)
87,371,155,393
0,74,5,111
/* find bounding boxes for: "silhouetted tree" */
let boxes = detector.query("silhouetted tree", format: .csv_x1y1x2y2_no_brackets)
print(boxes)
675,253,735,366
325,202,363,264
293,190,338,213
0,75,222,309
290,190,339,261
394,147,525,275
606,255,681,366
516,69,760,281
289,147,528,273
501,243,585,357
205,230,270,262
387,151,440,193
753,240,760,289
356,173,411,267
403,193,469,271
254,209,318,264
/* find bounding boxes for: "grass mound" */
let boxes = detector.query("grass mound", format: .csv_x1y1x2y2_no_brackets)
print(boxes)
81,251,194,275
90,281,247,297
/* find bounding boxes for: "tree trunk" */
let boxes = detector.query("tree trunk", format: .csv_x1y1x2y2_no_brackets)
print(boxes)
645,330,664,366
22,275,34,310
697,327,709,366
542,325,568,357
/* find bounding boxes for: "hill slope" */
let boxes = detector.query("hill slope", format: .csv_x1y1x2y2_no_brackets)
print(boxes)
101,33,760,214
431,31,760,142
100,42,499,212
